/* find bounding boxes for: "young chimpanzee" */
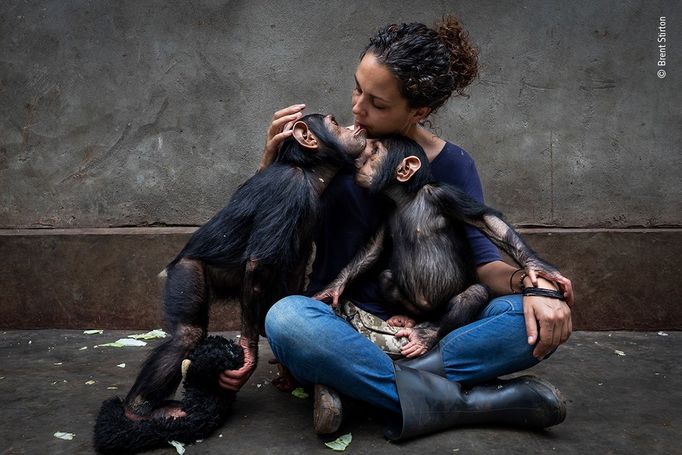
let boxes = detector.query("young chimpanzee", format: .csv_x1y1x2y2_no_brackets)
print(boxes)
314,136,570,351
122,114,367,420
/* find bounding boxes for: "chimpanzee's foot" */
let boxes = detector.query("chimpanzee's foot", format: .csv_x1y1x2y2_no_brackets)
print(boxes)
124,407,150,421
269,358,299,392
151,404,187,420
124,402,187,421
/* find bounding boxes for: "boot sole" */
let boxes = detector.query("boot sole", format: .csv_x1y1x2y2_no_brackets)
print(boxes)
313,384,343,434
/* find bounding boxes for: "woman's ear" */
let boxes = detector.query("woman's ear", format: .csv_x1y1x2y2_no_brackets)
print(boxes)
292,121,319,150
396,156,422,182
410,106,431,124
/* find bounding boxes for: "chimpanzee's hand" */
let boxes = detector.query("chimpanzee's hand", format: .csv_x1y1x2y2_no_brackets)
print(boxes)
394,324,439,358
386,315,416,328
259,104,306,170
524,258,575,307
312,282,345,308
219,337,258,391
523,276,573,359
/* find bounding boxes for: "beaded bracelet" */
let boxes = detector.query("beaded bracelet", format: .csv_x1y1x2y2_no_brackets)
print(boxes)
522,287,566,300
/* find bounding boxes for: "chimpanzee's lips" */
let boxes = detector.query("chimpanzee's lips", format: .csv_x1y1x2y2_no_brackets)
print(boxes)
353,126,366,138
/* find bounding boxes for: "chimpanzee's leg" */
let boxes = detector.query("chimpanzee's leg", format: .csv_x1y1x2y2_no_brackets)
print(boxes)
437,284,489,338
124,258,209,417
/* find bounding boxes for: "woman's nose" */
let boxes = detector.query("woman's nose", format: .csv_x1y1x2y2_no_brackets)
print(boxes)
352,95,364,116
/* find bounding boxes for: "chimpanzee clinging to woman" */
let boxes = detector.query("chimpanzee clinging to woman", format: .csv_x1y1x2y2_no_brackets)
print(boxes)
222,14,575,440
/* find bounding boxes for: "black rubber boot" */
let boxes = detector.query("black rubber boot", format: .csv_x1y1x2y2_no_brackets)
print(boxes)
384,365,566,441
395,345,445,376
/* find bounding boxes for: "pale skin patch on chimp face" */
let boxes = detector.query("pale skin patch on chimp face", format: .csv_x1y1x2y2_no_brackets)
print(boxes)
355,139,422,197
292,115,366,156
355,139,385,188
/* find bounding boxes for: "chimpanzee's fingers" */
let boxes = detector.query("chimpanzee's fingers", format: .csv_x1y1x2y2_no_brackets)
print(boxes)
218,378,240,391
528,269,539,286
562,279,576,307
219,365,251,390
402,343,426,358
394,329,410,339
311,291,327,302
332,292,340,308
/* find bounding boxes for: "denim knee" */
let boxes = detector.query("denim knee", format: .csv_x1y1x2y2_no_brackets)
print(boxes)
440,293,539,384
265,295,314,340
480,293,523,318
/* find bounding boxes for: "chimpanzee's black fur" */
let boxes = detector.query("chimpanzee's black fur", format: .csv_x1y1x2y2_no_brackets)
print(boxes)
94,113,364,453
94,336,243,453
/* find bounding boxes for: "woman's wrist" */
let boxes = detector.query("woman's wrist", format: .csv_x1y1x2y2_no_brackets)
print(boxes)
522,275,558,291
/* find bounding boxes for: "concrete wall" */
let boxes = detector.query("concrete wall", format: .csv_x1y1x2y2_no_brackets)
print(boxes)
1,0,680,329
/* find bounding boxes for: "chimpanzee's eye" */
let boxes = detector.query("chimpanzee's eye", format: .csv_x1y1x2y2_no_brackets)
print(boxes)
372,146,379,155
330,116,338,125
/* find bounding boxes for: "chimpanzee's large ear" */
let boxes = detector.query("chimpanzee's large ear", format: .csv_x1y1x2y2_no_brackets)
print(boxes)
396,156,422,182
292,121,319,151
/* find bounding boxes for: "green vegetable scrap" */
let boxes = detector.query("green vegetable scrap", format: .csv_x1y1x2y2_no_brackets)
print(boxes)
325,433,352,451
54,432,75,440
95,339,147,348
291,387,309,399
128,329,168,340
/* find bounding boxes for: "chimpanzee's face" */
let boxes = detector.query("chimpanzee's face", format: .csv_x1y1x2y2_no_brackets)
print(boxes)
355,139,387,188
324,115,367,156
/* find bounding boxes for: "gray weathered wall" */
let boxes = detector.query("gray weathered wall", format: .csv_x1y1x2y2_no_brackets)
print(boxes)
1,0,680,329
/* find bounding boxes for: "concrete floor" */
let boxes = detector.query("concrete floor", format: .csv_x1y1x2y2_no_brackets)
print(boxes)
0,330,679,455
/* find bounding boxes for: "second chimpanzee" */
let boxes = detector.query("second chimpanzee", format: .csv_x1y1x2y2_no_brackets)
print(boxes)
314,136,570,353
122,114,367,419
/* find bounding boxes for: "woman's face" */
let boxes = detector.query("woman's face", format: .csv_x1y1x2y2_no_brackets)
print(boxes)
351,53,420,138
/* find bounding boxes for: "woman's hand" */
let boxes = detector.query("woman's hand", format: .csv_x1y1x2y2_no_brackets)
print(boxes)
258,104,306,170
523,276,573,359
218,337,258,391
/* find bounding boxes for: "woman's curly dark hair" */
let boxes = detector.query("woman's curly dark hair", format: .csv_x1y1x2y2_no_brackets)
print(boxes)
362,15,479,114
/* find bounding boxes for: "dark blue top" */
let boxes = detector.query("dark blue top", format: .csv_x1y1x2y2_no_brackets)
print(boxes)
305,141,501,319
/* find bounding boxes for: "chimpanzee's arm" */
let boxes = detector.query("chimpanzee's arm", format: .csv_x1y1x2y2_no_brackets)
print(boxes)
429,183,569,287
313,225,386,307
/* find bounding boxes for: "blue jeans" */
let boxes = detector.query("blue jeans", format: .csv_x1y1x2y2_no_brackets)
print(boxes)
265,294,540,414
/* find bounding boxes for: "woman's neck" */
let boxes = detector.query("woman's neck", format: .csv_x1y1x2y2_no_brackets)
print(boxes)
404,124,447,162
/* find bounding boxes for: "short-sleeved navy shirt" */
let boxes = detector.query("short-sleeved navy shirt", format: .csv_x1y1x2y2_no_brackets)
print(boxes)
305,141,501,319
